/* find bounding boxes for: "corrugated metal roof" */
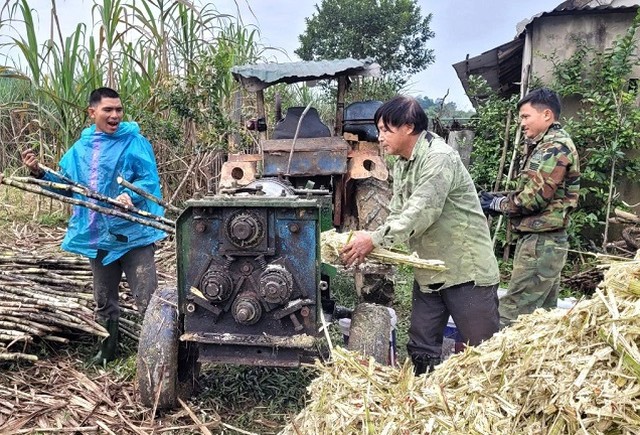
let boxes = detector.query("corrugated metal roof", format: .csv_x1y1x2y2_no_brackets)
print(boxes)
231,58,381,92
516,0,640,35
452,38,524,100
554,0,639,12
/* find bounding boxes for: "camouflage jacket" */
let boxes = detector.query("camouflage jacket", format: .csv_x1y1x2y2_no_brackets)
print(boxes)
498,123,580,233
370,131,499,290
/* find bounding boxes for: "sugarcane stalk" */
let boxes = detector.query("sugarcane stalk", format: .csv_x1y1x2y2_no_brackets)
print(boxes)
0,256,90,266
0,330,32,340
117,175,182,213
41,335,69,343
17,274,87,287
15,176,175,227
1,315,59,332
118,322,140,341
0,284,85,308
0,320,51,335
50,317,107,337
34,312,108,337
0,278,91,301
0,302,45,310
120,306,141,317
1,176,174,234
0,352,38,362
38,163,81,188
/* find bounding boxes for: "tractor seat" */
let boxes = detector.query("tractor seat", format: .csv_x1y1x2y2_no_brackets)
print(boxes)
272,107,331,139
343,100,383,142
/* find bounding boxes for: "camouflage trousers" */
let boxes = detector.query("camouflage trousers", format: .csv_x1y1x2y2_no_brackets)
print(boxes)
499,229,569,328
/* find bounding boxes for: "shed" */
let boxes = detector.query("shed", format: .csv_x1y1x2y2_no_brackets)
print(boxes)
453,0,640,102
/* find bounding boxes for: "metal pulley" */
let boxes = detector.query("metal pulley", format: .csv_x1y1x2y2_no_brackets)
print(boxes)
225,210,265,248
231,292,263,325
259,265,293,304
200,267,234,302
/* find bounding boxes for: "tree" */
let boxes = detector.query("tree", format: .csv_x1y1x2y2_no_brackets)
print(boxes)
296,0,434,83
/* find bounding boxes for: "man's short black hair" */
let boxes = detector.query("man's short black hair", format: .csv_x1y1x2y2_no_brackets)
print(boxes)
374,95,429,134
517,87,562,119
89,87,120,106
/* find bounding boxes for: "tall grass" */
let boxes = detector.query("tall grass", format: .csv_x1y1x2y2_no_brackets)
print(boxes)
0,0,266,204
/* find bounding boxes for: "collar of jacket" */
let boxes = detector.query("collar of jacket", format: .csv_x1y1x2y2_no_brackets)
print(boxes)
527,122,562,146
405,130,430,162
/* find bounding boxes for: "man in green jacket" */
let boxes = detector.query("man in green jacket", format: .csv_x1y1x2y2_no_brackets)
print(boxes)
480,88,580,328
342,95,500,375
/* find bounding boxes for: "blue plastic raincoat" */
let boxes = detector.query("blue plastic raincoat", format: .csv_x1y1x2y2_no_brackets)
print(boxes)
44,122,166,265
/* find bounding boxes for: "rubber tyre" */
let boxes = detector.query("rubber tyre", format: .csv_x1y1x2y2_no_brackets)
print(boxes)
355,178,392,231
347,302,391,365
136,287,199,409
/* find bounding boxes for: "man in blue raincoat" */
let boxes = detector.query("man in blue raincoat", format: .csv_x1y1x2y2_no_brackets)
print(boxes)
21,87,166,365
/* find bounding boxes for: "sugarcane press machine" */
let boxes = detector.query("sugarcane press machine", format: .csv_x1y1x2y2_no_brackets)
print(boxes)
136,178,337,409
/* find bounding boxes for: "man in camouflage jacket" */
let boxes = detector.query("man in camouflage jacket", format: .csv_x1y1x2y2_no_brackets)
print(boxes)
480,88,580,328
342,96,500,375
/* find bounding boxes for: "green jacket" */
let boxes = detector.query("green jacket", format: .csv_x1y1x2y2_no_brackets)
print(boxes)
498,123,580,233
370,132,499,290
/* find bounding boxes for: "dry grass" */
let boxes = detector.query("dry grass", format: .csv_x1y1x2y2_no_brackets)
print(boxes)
0,185,67,229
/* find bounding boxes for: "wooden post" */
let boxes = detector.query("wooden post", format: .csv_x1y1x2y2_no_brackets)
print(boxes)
256,89,267,144
228,89,243,153
335,76,347,136
494,109,512,192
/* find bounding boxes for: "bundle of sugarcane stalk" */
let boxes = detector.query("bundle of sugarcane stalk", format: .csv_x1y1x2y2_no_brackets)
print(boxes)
0,224,172,361
0,168,176,234
282,256,640,434
321,229,446,271
0,247,105,362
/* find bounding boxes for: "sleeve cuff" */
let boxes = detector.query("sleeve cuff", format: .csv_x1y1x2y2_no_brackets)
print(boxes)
370,229,384,248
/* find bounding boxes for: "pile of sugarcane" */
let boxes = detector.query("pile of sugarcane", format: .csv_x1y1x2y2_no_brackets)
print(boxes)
0,243,104,361
282,256,640,434
0,223,175,362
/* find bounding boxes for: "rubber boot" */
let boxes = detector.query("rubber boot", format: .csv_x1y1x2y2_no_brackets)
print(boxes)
411,354,441,376
92,318,119,365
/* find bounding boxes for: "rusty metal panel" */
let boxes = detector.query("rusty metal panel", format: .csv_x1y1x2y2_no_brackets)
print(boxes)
347,152,388,180
262,137,349,152
262,137,349,176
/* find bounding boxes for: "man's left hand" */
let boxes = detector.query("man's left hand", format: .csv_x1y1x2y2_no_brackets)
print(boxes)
340,231,374,267
115,192,133,208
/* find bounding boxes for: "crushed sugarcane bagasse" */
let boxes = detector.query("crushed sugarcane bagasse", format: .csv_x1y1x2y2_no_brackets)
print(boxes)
282,255,640,434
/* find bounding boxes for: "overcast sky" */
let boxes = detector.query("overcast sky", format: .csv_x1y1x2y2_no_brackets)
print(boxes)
21,0,563,109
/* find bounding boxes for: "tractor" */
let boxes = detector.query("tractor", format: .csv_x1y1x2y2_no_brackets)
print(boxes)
136,59,395,409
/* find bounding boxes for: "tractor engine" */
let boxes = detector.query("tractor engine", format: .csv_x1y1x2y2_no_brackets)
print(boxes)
176,178,325,367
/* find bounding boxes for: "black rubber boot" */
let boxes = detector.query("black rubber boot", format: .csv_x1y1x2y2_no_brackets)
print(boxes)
92,318,119,365
411,354,441,375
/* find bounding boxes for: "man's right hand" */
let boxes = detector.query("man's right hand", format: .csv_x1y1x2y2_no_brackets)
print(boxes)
21,149,43,177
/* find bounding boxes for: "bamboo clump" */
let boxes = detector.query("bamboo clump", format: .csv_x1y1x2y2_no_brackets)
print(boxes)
282,256,640,434
321,229,446,271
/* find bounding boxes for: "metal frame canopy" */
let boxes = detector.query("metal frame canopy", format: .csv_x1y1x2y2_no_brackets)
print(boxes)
231,58,381,92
